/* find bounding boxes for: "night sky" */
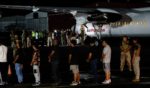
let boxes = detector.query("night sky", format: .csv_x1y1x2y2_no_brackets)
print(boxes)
0,0,150,7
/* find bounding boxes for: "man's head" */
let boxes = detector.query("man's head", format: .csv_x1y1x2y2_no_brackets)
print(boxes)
102,40,108,47
133,38,138,44
123,36,128,42
89,37,96,46
81,25,85,30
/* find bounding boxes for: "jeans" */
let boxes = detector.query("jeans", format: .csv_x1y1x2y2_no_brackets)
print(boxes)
15,63,23,83
51,60,60,82
90,59,98,82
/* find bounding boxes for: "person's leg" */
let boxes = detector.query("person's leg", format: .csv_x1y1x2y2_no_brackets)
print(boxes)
133,57,140,81
1,63,8,83
71,65,77,82
91,59,98,82
47,37,50,47
102,63,111,84
133,59,136,78
70,65,79,86
73,73,77,82
19,64,23,83
51,60,59,83
106,72,110,80
126,52,132,71
120,53,126,72
77,73,80,83
36,65,40,83
75,65,80,83
15,63,23,83
33,65,40,83
136,57,140,80
15,63,20,83
105,63,111,80
0,63,3,84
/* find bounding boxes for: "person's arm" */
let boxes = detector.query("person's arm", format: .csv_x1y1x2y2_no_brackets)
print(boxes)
132,45,141,63
102,53,106,60
87,52,92,62
125,45,131,52
69,54,72,64
102,47,107,61
13,55,19,64
135,46,141,57
132,50,136,64
48,50,55,62
120,45,123,51
31,52,37,66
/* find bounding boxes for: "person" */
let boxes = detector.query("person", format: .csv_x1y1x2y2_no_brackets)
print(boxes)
21,30,26,48
31,44,40,86
10,30,15,48
27,33,32,48
66,30,71,46
80,24,85,45
60,30,66,46
69,40,80,86
0,72,2,85
13,41,24,84
48,39,61,85
101,40,112,84
120,36,132,72
0,41,8,85
132,38,141,82
47,32,52,47
87,38,100,84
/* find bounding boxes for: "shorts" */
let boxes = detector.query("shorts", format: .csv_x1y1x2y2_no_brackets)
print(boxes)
70,65,79,74
103,63,111,72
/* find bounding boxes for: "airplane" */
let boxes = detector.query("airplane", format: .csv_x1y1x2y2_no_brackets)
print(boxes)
0,4,150,39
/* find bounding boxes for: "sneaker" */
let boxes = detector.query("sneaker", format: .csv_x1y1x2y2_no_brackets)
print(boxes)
70,81,78,86
102,79,111,84
51,82,59,86
0,82,4,86
32,82,40,86
132,79,140,83
78,81,81,85
0,82,8,85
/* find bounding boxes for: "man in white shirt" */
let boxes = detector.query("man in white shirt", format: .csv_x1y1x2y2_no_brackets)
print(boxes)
0,41,8,85
101,40,111,84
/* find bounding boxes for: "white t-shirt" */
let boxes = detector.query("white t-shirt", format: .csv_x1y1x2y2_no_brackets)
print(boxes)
102,45,111,63
0,45,8,62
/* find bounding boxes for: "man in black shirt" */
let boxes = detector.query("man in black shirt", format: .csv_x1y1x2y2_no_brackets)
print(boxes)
69,40,80,86
87,40,100,83
48,39,61,85
13,41,23,84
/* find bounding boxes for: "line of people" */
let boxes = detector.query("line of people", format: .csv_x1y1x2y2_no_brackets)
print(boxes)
0,36,141,86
